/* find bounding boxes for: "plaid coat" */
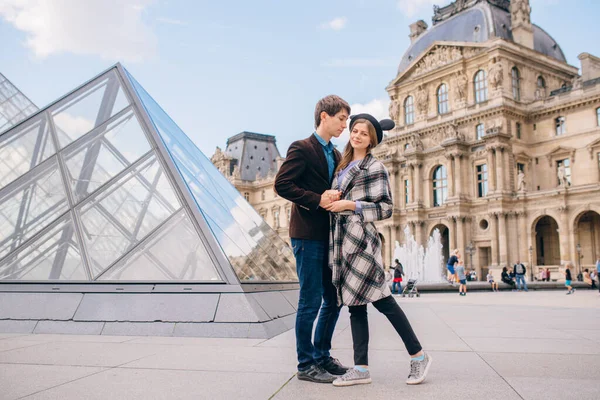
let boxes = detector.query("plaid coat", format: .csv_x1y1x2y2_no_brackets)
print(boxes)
329,154,393,307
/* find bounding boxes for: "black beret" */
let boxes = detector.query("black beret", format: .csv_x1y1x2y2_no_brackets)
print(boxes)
349,113,395,145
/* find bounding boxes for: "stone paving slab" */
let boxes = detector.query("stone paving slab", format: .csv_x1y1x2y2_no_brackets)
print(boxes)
0,291,597,400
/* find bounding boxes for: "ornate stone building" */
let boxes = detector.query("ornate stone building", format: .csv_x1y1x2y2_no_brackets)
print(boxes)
373,0,600,279
213,0,600,281
211,131,292,244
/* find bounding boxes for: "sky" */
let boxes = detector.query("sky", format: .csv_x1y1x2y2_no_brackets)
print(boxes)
1,0,599,157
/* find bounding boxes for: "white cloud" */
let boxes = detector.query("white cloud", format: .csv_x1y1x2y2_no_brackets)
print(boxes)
0,0,157,62
320,16,347,31
396,0,438,18
156,17,187,26
322,58,395,68
333,97,390,148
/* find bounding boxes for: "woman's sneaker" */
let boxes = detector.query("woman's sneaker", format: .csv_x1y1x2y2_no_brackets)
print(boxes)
406,352,432,385
332,367,372,387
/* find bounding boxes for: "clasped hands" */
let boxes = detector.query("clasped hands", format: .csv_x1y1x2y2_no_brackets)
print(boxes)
319,190,354,213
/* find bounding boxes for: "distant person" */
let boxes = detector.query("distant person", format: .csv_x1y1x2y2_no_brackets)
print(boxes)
513,260,528,292
545,268,551,282
501,266,516,290
392,259,404,294
487,271,498,292
583,269,592,288
565,263,575,295
590,269,597,290
446,249,460,284
596,258,600,293
456,260,467,296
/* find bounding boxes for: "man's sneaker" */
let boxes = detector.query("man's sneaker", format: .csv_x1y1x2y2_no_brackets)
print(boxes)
566,290,572,295
319,357,349,376
297,364,336,383
406,352,432,385
333,367,372,387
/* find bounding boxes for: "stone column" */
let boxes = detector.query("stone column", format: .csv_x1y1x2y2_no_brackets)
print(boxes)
490,213,499,267
457,217,465,256
498,212,508,267
487,148,496,193
409,165,416,205
390,224,398,264
559,206,570,265
497,148,505,192
519,211,529,263
449,217,457,253
414,164,422,206
455,155,463,198
415,221,424,247
447,154,455,198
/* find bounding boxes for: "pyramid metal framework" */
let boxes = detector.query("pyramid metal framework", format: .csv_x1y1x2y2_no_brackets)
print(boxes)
0,64,298,287
0,73,39,134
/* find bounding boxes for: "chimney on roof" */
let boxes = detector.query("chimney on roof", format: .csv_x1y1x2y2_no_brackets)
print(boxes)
511,0,534,49
578,53,600,82
409,20,428,44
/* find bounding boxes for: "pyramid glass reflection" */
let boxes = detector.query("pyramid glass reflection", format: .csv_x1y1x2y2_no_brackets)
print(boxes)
0,65,298,283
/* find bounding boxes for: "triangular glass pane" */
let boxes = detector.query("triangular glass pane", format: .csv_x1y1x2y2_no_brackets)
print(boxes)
0,112,55,190
125,70,297,282
98,210,222,281
0,157,68,260
63,109,152,203
51,71,129,148
0,213,87,280
0,73,39,134
77,153,181,278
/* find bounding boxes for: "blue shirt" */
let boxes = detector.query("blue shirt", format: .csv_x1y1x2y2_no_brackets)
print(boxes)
314,132,335,182
455,265,466,280
596,260,600,273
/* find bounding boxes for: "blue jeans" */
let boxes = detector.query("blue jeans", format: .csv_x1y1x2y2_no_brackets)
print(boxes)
515,274,528,291
291,238,341,371
392,281,402,294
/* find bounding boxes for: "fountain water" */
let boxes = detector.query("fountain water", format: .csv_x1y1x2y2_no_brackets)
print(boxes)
393,225,445,283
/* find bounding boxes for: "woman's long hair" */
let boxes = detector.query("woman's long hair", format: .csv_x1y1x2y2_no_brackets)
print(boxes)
335,119,378,174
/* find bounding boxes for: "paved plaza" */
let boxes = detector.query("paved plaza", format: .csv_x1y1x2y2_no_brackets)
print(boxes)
1,290,598,400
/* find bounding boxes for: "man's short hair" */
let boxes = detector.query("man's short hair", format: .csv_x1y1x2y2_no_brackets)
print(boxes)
314,95,351,128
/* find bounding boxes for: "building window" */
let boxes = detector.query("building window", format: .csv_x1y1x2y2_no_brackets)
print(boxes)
516,122,522,139
555,116,566,135
517,163,525,173
404,96,414,125
432,166,448,207
537,76,546,89
476,123,485,140
437,84,449,115
476,164,488,198
474,70,488,104
597,153,600,173
404,179,410,204
273,209,280,228
261,190,266,201
511,67,521,101
404,143,410,151
557,159,571,186
286,207,291,223
243,192,250,201
596,107,600,126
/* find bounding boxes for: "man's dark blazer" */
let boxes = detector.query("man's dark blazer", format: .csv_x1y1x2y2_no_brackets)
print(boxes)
274,134,341,241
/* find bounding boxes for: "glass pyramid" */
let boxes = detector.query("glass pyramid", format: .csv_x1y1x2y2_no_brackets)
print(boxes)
0,65,298,284
0,73,39,134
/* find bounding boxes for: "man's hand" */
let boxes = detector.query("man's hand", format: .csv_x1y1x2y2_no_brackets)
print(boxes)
324,200,355,213
319,190,341,208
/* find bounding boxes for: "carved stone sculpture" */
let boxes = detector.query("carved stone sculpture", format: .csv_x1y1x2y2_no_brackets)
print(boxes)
232,164,241,179
453,72,468,101
557,164,568,187
488,59,504,90
415,85,429,115
389,99,400,121
517,170,526,191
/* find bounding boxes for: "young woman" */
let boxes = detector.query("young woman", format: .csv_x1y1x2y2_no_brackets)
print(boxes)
325,114,431,387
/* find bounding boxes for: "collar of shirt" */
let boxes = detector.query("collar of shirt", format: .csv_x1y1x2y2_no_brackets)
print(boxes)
313,132,333,153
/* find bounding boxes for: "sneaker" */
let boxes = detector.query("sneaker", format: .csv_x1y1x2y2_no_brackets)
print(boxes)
332,367,372,387
297,364,336,383
406,353,432,385
566,291,572,295
319,357,349,376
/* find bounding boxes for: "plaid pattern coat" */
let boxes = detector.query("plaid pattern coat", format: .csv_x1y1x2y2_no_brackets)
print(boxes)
329,154,393,307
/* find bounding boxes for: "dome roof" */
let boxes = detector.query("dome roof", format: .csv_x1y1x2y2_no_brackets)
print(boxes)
397,1,566,75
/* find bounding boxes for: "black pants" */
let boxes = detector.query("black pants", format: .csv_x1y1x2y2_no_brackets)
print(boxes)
348,295,422,366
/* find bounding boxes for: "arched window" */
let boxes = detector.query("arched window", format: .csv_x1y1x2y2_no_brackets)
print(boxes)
516,122,522,139
404,96,414,125
555,116,566,135
437,83,449,115
474,70,488,104
511,67,520,101
537,76,546,89
404,143,410,151
432,166,448,207
261,190,266,201
476,123,485,140
596,107,600,126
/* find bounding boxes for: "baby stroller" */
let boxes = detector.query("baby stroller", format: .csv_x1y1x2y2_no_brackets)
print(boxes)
401,279,420,298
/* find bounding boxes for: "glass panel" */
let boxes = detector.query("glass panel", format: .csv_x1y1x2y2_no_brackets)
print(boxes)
52,71,129,148
99,210,221,281
0,113,55,190
63,109,151,203
126,70,298,282
0,158,68,260
78,153,181,277
0,74,38,134
0,214,87,280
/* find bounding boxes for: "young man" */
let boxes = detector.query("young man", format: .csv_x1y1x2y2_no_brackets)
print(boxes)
565,263,575,295
513,260,528,292
456,260,467,296
274,95,350,383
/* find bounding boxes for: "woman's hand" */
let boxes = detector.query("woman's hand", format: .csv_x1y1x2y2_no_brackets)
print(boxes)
324,200,355,213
